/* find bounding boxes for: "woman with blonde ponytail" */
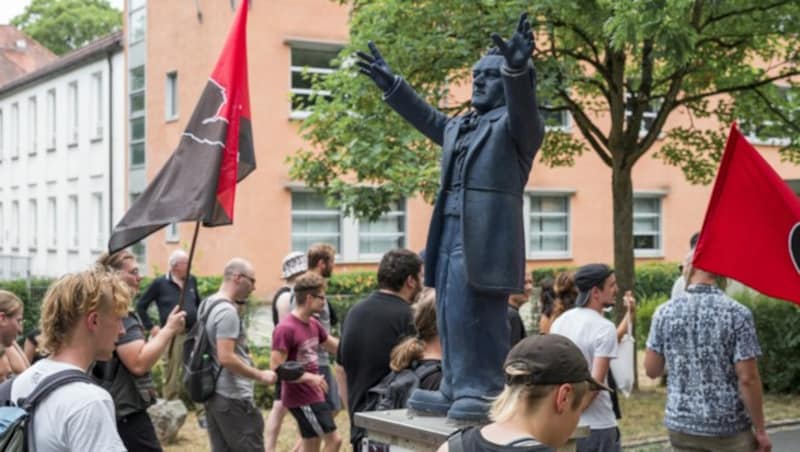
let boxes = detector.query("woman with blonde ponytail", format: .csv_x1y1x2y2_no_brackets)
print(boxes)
389,288,441,390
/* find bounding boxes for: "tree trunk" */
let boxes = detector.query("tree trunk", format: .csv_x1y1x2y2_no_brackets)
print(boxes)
611,162,639,390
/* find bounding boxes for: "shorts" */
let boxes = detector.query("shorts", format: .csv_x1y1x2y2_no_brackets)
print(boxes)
288,402,337,439
320,365,341,411
274,374,282,401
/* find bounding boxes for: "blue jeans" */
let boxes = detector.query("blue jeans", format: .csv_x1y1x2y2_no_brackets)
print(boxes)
436,214,508,401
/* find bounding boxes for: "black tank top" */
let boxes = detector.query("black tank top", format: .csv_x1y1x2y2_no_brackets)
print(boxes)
450,426,555,452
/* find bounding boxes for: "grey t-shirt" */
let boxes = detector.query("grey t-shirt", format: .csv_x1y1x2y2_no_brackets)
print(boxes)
200,296,254,400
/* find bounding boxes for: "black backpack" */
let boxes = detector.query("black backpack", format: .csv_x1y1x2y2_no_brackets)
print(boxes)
364,360,441,411
183,297,227,403
0,369,96,452
271,286,292,326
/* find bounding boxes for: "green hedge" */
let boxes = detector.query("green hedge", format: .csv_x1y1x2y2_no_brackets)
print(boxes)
632,289,800,394
735,291,800,394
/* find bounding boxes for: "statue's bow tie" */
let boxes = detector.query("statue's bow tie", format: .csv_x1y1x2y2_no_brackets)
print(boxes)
460,112,479,132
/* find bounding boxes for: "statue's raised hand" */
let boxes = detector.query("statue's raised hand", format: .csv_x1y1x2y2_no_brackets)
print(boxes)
490,13,534,70
356,41,397,92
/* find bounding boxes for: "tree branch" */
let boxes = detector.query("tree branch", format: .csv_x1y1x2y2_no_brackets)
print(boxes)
677,71,800,106
548,19,602,66
559,89,613,166
701,1,793,29
753,88,800,135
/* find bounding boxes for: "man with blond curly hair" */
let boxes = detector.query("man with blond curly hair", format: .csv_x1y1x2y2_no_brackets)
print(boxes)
10,268,130,452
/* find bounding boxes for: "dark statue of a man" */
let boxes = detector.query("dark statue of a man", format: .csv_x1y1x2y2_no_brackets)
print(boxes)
358,13,545,422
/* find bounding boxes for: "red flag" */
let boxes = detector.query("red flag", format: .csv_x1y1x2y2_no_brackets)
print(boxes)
693,123,800,305
109,1,255,253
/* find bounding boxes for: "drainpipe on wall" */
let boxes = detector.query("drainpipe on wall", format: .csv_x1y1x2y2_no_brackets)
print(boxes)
107,49,114,240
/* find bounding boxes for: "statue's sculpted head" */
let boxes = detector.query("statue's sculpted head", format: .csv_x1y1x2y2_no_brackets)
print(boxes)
471,51,505,113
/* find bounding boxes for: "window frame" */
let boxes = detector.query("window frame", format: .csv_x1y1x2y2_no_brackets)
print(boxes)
287,41,343,120
525,191,573,260
633,192,665,258
290,189,408,262
165,71,179,121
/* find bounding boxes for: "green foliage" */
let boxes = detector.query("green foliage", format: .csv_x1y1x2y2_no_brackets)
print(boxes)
634,295,668,348
250,346,275,409
0,278,52,333
12,0,122,55
531,262,678,301
290,1,800,221
632,263,680,301
734,291,800,394
326,271,377,296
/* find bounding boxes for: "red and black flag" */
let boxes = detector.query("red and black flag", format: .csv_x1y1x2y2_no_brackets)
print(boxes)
108,1,254,253
694,123,800,306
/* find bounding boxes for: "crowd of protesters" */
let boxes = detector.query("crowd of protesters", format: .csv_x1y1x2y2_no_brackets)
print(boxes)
0,233,773,452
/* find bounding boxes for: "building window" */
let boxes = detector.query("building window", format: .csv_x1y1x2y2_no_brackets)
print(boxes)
28,199,37,250
47,197,57,248
68,81,78,144
10,103,18,158
633,195,662,256
130,66,146,167
67,195,78,249
539,95,570,131
291,191,341,252
93,193,104,249
625,93,659,135
291,191,408,261
358,201,406,258
129,192,146,264
46,89,56,150
165,71,178,120
92,72,103,139
129,8,146,44
528,195,570,257
289,45,341,119
27,96,37,155
165,222,180,243
11,201,19,249
741,85,794,146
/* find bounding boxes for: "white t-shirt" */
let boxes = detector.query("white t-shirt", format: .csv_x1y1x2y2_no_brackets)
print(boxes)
10,359,126,452
550,307,618,429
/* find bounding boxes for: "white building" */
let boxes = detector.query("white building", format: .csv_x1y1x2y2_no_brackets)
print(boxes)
0,32,126,278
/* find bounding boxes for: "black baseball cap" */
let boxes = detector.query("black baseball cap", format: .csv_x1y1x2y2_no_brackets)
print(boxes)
574,263,614,307
504,334,611,391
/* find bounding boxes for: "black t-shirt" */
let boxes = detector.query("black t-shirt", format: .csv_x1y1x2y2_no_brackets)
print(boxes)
454,426,554,452
337,291,415,446
507,306,526,348
135,274,201,331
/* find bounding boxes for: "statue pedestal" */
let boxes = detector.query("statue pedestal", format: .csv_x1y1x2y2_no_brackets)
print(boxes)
355,409,589,451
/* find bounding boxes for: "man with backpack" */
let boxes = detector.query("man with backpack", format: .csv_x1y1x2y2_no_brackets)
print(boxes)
5,268,130,451
199,257,276,452
337,249,421,451
271,271,342,452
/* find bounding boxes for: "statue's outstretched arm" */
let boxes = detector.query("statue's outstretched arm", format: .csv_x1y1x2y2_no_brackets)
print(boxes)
357,42,448,146
493,13,545,158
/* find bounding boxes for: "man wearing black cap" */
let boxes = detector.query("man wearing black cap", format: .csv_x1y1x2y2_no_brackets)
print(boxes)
550,263,620,452
438,334,607,451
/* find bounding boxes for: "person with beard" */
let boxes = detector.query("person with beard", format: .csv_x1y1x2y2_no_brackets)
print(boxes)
337,248,422,450
356,12,545,422
0,290,28,376
550,264,620,452
303,243,342,415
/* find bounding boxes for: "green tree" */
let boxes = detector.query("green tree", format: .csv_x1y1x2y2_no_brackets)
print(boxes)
12,0,121,55
290,1,800,316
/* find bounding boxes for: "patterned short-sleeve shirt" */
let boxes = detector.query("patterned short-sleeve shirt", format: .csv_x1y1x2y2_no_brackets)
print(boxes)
647,284,761,436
